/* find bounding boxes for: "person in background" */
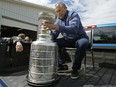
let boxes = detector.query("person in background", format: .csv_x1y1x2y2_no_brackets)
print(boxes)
15,33,26,52
18,33,26,42
15,34,31,52
42,2,89,79
16,41,23,52
24,36,30,43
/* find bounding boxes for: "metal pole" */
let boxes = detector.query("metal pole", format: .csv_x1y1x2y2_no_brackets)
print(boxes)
0,14,2,37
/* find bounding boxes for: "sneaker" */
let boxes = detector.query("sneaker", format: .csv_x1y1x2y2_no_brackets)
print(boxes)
58,64,68,71
70,70,79,79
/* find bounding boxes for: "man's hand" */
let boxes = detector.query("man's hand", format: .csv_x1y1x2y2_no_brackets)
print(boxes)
42,21,59,30
16,42,23,52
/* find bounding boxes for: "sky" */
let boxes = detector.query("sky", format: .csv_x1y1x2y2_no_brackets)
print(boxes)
22,0,116,26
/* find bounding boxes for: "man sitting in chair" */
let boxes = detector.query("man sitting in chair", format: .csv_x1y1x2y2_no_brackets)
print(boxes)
42,2,89,79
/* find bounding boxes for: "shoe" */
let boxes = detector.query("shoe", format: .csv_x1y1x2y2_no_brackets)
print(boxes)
70,70,79,79
58,64,68,71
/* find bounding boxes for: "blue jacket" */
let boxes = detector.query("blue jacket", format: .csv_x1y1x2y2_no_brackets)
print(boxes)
51,10,88,41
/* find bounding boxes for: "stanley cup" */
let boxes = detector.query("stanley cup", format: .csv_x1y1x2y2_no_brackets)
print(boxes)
27,12,59,86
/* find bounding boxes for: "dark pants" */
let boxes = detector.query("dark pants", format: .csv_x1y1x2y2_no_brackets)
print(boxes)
53,38,89,70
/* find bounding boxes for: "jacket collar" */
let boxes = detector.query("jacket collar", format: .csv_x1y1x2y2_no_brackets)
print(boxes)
58,10,69,21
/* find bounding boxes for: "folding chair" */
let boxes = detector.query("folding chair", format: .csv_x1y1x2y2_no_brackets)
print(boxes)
64,29,95,73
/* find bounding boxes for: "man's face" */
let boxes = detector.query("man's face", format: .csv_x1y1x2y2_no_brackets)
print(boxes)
55,4,67,19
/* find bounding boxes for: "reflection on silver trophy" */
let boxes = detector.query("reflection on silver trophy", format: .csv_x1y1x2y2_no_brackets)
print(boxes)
27,12,59,86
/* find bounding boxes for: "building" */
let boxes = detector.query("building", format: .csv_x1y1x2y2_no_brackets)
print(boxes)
0,0,54,40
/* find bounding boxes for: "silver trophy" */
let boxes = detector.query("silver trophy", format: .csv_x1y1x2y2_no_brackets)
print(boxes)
27,12,59,86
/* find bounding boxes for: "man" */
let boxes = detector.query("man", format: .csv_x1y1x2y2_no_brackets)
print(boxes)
42,2,89,79
15,40,23,52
